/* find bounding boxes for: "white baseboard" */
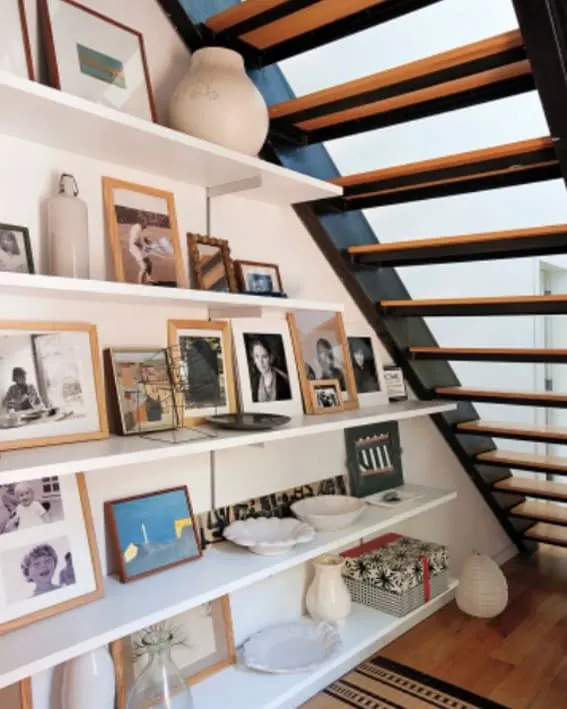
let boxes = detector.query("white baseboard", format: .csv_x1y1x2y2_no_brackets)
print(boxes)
492,544,518,567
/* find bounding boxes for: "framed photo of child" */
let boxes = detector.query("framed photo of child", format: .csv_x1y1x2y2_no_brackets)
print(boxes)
0,473,103,633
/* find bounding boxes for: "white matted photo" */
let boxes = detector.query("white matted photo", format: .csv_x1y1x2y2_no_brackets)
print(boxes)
0,1,34,79
0,322,107,452
231,319,303,416
0,473,103,633
347,333,388,407
0,224,34,274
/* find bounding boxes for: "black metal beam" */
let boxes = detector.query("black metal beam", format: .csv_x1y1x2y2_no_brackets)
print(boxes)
410,348,567,363
156,0,208,52
437,389,567,408
210,0,445,67
512,0,567,188
381,296,567,317
349,227,567,268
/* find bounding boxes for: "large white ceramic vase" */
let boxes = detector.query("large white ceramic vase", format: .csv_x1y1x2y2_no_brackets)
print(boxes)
61,647,116,709
169,47,269,156
306,553,352,624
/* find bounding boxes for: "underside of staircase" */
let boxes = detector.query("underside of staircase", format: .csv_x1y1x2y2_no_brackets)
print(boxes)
160,0,567,556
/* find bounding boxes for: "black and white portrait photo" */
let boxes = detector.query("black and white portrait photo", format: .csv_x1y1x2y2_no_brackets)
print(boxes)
235,261,283,296
0,324,105,452
0,477,63,536
231,320,303,416
244,334,291,403
314,384,340,409
248,273,274,294
2,536,76,604
348,337,380,394
0,224,34,274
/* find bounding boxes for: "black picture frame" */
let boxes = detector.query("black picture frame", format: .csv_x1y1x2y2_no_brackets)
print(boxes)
0,223,34,274
345,421,404,498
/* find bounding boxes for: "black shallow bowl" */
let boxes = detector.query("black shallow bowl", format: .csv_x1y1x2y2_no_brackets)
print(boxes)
205,413,292,431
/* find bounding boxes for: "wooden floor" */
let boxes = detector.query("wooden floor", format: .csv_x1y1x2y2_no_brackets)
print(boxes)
380,547,567,708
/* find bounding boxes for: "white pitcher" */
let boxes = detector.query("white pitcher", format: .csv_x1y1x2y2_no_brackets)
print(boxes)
306,553,352,624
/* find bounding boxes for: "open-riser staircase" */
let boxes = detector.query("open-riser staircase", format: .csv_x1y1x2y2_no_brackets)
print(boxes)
160,0,567,556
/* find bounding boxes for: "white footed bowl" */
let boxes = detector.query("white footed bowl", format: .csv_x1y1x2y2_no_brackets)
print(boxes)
291,495,366,532
223,517,315,555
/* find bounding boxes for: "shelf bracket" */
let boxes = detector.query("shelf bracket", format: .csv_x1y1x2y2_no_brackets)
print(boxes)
206,176,263,199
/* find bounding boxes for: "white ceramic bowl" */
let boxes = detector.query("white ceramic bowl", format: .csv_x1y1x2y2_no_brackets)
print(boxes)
291,495,366,532
223,517,315,555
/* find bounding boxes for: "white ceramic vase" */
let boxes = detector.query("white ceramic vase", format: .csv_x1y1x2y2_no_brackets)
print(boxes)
61,647,116,709
306,553,352,624
169,47,269,156
47,173,90,279
456,552,508,618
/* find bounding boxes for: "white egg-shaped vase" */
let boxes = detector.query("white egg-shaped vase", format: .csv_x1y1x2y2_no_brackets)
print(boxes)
61,647,115,709
169,47,269,156
456,552,508,618
306,553,352,624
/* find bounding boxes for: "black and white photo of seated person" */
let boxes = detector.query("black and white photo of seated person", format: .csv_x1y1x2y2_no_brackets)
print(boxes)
1,366,47,428
245,334,292,403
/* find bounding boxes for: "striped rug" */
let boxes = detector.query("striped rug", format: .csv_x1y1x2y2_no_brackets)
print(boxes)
302,656,509,709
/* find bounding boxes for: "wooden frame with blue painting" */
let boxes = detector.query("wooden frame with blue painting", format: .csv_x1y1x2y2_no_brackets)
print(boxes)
105,487,202,584
39,0,157,122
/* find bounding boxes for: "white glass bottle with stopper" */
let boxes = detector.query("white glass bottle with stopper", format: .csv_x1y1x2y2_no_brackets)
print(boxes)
48,173,90,278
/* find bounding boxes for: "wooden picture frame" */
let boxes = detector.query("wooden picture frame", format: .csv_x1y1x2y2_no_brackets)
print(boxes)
106,348,178,435
234,259,284,295
103,177,187,288
0,473,104,634
0,321,108,452
39,0,157,122
287,311,359,414
0,679,34,709
309,379,344,414
105,486,202,584
167,319,237,425
187,233,237,293
112,595,236,707
0,223,35,274
7,0,35,80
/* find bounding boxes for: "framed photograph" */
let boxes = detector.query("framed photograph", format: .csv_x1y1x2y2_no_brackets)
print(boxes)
309,379,343,414
187,233,237,293
105,486,202,584
0,1,34,80
230,319,303,417
39,0,156,121
347,335,388,407
288,311,359,414
0,321,107,452
0,224,34,274
235,260,284,296
103,177,186,288
345,422,404,498
112,596,236,707
0,680,33,709
167,320,236,425
0,473,103,633
384,365,408,401
106,348,177,435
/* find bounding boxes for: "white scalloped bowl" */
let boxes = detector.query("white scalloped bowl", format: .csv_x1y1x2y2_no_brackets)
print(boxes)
223,517,315,555
291,495,366,531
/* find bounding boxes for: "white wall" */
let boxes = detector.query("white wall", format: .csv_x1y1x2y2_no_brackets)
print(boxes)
4,0,513,705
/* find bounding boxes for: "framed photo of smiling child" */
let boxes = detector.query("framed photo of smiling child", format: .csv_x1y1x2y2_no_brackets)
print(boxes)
0,473,103,633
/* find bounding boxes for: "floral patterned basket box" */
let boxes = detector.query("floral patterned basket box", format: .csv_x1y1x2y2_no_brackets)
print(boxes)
342,533,449,617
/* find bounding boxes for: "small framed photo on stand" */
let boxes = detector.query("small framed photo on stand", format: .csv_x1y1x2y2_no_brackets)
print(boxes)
0,224,34,274
309,379,343,414
234,260,286,297
383,365,408,402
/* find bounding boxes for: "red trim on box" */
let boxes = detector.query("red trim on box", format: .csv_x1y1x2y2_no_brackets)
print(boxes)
421,555,431,602
342,533,401,558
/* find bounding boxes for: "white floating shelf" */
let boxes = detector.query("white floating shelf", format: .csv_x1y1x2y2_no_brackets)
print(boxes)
0,72,340,205
0,272,344,312
0,401,456,483
194,584,458,709
0,484,456,688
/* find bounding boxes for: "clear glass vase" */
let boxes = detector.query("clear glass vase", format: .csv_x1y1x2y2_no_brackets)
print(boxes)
126,629,195,709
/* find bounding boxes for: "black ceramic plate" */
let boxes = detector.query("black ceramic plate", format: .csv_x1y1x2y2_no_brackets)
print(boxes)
205,413,292,431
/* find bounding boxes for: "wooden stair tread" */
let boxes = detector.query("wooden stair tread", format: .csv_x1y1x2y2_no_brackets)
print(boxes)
494,477,567,501
524,522,567,545
384,294,567,308
510,501,567,526
380,294,567,316
269,31,531,141
478,450,567,472
437,386,567,403
410,346,567,360
457,420,567,442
